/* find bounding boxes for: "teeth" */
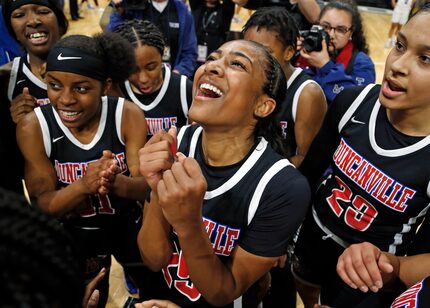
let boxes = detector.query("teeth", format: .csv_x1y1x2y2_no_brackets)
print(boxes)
60,110,78,117
200,83,223,97
29,33,47,39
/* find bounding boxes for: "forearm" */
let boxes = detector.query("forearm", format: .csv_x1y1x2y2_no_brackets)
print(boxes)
177,222,240,306
289,154,304,168
35,179,89,217
398,254,430,288
111,174,147,201
297,0,321,24
138,196,173,271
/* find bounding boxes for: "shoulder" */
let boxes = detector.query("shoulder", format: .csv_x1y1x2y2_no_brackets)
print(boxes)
17,110,41,141
354,51,374,65
300,81,325,102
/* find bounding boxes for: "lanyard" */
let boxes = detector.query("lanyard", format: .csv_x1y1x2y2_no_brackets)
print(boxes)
202,10,217,32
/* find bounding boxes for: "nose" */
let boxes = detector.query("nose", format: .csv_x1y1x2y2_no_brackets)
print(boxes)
137,70,149,84
58,88,76,106
26,10,41,27
204,59,224,77
389,50,408,77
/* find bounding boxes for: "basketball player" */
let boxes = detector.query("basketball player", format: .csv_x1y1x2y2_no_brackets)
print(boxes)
16,32,147,306
137,40,311,307
113,19,192,139
292,5,430,307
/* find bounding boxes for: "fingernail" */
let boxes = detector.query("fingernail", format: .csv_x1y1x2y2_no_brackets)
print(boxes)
176,152,186,158
349,283,358,289
375,281,382,289
359,286,369,293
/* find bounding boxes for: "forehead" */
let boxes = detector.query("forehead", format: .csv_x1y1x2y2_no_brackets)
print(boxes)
403,12,430,35
320,8,352,25
12,3,51,12
219,40,263,59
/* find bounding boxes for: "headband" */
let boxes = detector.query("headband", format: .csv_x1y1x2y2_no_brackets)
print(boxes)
10,0,54,12
46,47,108,81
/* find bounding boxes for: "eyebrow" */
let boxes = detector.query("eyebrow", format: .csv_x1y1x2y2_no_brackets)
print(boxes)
46,73,91,85
399,31,430,51
212,49,253,65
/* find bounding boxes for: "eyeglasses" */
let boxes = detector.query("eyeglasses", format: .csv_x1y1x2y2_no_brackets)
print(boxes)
320,23,353,35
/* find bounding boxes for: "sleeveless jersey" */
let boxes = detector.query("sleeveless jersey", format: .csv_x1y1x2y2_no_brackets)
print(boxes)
278,68,321,158
391,277,430,308
313,84,430,255
8,54,49,105
121,64,192,138
34,96,139,230
155,124,309,307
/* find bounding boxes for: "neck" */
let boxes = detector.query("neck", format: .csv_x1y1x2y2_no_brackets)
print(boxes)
28,54,47,81
387,108,430,137
282,62,295,80
200,128,255,166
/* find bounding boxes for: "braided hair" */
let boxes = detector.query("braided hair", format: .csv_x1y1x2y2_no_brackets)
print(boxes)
113,19,166,56
245,40,287,156
52,32,136,83
242,6,299,51
0,188,83,308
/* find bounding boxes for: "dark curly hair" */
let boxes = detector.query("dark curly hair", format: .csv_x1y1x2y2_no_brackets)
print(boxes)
113,19,165,56
320,0,369,54
1,0,68,40
53,32,136,83
242,6,299,51
0,188,83,308
243,40,287,156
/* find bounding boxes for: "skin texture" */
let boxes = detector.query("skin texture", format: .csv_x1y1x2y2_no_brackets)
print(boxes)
138,40,284,306
244,26,326,167
129,45,164,95
17,71,148,217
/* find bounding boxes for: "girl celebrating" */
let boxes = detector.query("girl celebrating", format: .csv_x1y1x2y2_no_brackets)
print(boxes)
293,4,430,307
113,19,192,139
138,40,311,307
16,32,147,306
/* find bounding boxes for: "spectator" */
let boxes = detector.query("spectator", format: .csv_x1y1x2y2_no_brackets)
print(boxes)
107,0,197,78
297,0,375,103
384,0,414,48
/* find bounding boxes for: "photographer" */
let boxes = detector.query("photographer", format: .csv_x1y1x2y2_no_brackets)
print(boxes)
107,0,197,78
297,0,375,103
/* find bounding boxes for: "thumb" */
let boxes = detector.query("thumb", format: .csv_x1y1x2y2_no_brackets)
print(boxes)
168,126,177,155
23,87,30,96
378,254,394,274
102,150,114,159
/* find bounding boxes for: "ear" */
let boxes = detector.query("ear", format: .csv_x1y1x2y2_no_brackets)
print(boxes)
102,78,113,96
283,45,296,62
254,94,276,118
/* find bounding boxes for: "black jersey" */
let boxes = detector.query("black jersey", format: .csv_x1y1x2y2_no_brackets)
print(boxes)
308,84,430,255
34,96,139,230
155,124,310,307
121,64,192,138
8,55,49,105
391,277,430,308
279,68,322,158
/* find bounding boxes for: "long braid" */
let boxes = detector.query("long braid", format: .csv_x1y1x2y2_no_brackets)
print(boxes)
114,19,166,56
0,188,83,308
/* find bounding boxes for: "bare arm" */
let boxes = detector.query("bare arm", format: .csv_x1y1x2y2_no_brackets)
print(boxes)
397,254,430,288
109,101,148,200
290,83,327,167
297,0,322,24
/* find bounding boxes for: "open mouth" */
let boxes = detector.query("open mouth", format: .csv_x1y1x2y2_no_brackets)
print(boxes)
59,110,81,122
386,80,405,92
27,32,48,45
198,83,223,98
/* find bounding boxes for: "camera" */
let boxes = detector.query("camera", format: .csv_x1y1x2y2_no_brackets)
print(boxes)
115,0,148,10
300,25,329,53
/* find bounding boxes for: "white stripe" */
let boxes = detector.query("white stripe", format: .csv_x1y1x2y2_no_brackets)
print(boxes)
427,181,430,198
22,55,47,90
286,68,302,89
188,126,203,158
369,100,430,157
52,96,108,150
388,204,430,254
247,159,293,225
338,84,375,132
124,64,171,111
34,107,51,157
180,75,189,121
204,138,268,200
8,57,20,101
312,207,350,248
177,124,191,149
233,296,242,308
115,97,125,145
292,80,316,123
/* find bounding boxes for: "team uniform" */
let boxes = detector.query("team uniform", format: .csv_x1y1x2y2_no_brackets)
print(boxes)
8,54,49,105
34,96,143,304
279,68,323,158
142,124,310,307
121,64,192,139
390,277,430,308
293,84,430,307
392,0,414,25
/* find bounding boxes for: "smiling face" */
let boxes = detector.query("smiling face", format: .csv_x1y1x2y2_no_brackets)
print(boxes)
379,12,430,113
46,71,108,131
319,8,353,53
11,4,61,58
190,40,270,130
128,44,164,95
